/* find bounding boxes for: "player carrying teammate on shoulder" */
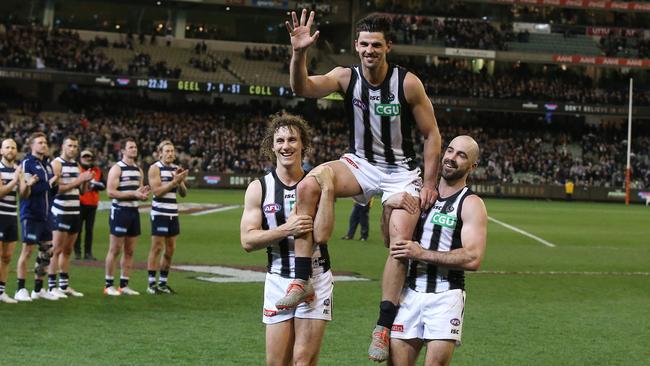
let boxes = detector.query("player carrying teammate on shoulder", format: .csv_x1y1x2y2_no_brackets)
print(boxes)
389,136,488,366
280,10,442,362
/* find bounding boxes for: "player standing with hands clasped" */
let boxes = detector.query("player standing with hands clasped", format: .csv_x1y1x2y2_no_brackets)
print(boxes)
146,140,188,294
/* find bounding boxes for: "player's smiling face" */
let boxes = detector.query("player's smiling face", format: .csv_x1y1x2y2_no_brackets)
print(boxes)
355,31,391,70
273,126,302,168
441,142,475,182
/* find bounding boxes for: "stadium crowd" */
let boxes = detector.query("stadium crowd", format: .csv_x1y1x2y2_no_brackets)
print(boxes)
0,23,118,74
390,15,512,50
401,58,650,106
127,51,181,78
600,33,650,58
1,91,648,190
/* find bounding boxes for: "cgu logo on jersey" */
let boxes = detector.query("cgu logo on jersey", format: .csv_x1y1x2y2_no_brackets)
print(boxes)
263,203,282,214
431,212,457,229
374,103,401,116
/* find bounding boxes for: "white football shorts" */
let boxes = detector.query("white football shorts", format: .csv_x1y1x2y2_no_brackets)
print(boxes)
391,288,466,346
339,153,422,205
262,270,333,325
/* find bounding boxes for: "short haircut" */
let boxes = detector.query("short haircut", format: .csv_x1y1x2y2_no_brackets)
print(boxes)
1,138,16,148
120,137,137,150
261,113,312,162
28,132,47,146
355,14,393,43
62,135,78,144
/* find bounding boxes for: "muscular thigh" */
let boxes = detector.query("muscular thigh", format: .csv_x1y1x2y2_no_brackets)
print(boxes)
424,340,455,366
390,338,423,366
293,318,327,362
322,161,363,198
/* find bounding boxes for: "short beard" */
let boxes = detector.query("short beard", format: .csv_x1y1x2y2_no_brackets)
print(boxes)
441,167,467,182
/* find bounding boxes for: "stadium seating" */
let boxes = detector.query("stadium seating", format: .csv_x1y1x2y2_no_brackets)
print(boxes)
2,92,648,190
506,33,602,56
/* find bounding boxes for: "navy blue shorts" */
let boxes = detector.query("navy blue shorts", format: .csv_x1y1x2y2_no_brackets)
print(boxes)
109,206,141,237
0,215,18,242
151,215,180,237
51,214,81,233
22,218,53,245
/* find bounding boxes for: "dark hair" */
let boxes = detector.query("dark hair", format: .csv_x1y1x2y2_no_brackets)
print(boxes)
355,14,393,43
28,132,47,146
120,137,137,151
261,113,312,162
62,135,78,144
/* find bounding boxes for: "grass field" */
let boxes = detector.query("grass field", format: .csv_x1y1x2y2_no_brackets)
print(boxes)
1,189,649,365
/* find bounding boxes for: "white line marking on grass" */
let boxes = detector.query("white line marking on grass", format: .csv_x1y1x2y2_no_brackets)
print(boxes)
472,270,650,276
190,205,240,216
173,265,370,283
488,216,557,248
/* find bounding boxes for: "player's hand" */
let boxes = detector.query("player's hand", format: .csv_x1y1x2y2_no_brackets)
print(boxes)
419,185,438,210
25,173,39,187
49,174,59,187
12,165,22,183
79,170,94,182
390,240,423,260
282,214,313,237
173,168,189,183
384,192,420,215
285,9,320,53
135,185,151,200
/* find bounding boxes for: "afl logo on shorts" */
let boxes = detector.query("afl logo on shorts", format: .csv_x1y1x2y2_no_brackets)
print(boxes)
450,318,461,326
263,203,282,214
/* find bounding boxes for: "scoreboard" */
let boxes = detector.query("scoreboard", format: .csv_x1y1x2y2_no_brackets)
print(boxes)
110,77,295,97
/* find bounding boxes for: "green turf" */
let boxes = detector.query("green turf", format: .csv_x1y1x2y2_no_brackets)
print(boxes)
1,190,649,365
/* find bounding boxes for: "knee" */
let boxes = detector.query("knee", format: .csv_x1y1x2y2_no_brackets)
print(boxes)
292,349,316,366
123,248,134,257
427,358,450,366
109,245,121,256
163,250,174,262
19,249,31,261
297,177,321,203
151,243,163,256
61,244,73,255
0,254,11,265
